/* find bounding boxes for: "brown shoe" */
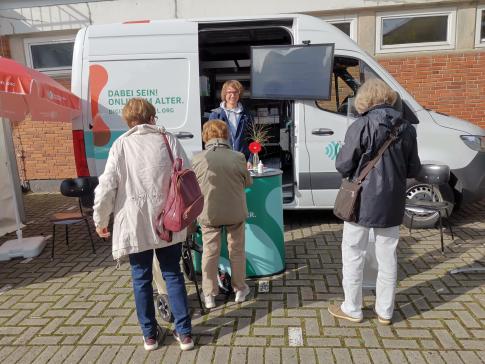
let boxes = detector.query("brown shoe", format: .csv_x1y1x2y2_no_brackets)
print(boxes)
374,309,392,325
328,304,363,323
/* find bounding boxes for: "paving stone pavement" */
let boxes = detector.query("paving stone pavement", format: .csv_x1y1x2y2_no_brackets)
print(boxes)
0,193,484,363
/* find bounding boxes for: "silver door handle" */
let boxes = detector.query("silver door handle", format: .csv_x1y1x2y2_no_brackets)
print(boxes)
312,128,334,136
173,132,194,139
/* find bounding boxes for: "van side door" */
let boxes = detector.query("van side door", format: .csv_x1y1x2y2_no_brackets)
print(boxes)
84,21,201,175
304,53,385,207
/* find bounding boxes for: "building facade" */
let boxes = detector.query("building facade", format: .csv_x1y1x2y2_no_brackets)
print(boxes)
1,0,484,190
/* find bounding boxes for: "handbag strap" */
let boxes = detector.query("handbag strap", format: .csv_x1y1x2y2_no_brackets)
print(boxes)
161,132,175,165
355,122,402,184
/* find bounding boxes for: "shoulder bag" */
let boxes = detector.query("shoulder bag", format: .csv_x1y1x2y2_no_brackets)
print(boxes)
333,124,401,222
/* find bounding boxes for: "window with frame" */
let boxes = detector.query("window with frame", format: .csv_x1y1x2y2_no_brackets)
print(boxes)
323,16,357,41
376,9,456,53
24,37,74,75
332,22,351,37
476,6,485,47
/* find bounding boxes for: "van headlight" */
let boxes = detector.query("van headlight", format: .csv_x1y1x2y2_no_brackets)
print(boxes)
460,135,485,152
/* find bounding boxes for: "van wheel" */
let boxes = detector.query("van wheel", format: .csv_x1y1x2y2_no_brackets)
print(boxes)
403,179,454,229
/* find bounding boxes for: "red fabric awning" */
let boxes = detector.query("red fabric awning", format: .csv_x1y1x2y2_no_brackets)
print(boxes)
0,56,80,122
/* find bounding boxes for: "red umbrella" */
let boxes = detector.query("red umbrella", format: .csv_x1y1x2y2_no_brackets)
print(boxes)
0,56,80,122
0,56,81,260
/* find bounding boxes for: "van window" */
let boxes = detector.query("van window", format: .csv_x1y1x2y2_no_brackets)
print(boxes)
316,56,382,116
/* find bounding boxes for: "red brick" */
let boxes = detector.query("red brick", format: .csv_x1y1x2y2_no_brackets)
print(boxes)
379,51,485,127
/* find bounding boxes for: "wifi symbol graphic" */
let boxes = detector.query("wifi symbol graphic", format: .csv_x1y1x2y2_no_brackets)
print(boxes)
325,141,341,160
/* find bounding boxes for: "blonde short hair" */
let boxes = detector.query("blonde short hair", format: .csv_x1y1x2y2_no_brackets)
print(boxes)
122,98,156,128
354,78,398,115
202,120,228,143
221,80,244,101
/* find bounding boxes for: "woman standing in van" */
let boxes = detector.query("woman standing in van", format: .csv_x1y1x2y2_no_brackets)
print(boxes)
209,80,253,167
329,79,421,325
93,98,194,351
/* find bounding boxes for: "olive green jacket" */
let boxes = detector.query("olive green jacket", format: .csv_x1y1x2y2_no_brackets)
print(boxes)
192,138,252,226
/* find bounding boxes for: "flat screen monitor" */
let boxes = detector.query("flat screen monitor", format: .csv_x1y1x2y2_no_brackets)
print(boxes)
251,43,334,100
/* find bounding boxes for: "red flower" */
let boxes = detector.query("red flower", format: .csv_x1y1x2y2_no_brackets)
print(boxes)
249,141,262,154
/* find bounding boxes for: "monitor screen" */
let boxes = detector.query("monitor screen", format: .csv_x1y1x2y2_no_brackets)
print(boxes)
251,44,334,100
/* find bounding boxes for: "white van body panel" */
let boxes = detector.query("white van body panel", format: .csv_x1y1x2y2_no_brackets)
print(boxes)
76,20,201,176
71,13,485,209
428,111,484,135
413,110,478,169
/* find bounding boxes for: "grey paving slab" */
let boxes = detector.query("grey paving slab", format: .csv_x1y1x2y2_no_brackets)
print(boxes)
0,194,483,363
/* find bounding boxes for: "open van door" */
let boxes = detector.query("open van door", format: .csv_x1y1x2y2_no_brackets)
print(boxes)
82,20,201,175
251,43,334,207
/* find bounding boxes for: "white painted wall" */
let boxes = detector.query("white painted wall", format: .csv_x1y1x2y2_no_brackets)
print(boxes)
0,0,474,35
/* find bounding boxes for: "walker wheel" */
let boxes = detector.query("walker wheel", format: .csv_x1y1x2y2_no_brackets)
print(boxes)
218,270,233,296
157,294,174,323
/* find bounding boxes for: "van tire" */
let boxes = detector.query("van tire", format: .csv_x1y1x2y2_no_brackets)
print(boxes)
402,179,455,229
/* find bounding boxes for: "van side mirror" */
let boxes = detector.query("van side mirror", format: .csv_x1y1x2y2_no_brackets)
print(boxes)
402,100,419,124
394,93,419,124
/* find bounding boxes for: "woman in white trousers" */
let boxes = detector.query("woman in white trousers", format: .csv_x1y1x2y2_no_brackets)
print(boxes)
330,79,421,325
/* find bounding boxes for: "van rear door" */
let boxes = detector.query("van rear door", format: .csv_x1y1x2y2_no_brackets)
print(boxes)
84,20,201,175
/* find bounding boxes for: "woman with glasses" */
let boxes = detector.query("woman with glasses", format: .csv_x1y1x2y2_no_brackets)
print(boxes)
208,80,253,168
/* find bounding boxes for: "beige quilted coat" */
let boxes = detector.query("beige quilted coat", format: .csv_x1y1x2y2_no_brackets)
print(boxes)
93,124,190,260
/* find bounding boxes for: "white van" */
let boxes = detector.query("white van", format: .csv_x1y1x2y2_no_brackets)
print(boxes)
71,14,485,227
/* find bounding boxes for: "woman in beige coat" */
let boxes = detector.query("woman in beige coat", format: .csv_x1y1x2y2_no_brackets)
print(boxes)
93,98,193,351
192,120,252,309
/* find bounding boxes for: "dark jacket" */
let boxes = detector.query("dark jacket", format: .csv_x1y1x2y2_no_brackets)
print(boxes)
208,106,253,160
335,104,421,228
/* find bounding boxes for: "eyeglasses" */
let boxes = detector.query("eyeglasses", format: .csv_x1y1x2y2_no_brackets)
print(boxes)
226,91,239,95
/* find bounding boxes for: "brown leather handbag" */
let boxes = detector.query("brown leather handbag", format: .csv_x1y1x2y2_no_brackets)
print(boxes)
333,126,400,222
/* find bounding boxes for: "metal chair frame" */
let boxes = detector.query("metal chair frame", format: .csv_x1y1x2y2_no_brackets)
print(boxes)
50,178,97,259
405,165,454,253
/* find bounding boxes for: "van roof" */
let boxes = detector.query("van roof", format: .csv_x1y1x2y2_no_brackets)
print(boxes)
84,13,357,51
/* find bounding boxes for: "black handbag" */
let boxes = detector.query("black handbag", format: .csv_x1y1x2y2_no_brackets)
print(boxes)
333,124,401,222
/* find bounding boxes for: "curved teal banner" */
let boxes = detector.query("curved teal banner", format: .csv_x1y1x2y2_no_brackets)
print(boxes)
193,169,285,278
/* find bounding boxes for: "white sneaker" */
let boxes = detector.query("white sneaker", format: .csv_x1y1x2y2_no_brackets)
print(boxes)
235,285,250,303
204,294,216,309
143,325,161,351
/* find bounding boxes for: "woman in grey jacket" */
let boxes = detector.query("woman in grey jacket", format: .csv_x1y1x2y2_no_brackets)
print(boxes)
93,98,193,351
329,79,421,325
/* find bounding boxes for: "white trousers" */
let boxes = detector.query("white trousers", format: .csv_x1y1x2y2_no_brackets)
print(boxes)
340,221,400,320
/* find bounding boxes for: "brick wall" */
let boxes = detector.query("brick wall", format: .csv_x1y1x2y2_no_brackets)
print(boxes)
378,51,485,129
0,36,11,57
10,73,77,182
12,118,77,181
2,32,76,183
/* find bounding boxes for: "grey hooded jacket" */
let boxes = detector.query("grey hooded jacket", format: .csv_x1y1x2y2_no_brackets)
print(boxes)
335,104,421,227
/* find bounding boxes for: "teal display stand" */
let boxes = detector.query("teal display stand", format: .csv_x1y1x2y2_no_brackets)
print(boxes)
193,168,285,277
